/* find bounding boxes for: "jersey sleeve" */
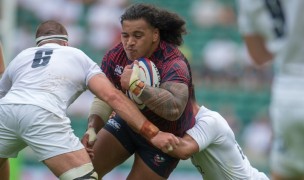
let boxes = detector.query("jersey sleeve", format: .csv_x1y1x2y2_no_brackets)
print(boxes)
237,0,260,35
100,52,115,82
161,58,190,85
186,114,219,151
80,51,104,86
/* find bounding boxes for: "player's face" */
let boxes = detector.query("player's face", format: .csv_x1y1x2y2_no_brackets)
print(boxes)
121,18,159,60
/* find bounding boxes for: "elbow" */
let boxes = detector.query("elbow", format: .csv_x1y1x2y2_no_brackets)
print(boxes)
249,51,273,66
166,108,183,121
166,100,187,121
252,56,268,66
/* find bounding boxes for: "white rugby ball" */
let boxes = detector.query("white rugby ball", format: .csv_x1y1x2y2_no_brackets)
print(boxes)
127,58,160,109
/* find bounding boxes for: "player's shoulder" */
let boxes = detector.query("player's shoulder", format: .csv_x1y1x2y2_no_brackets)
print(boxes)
36,44,86,57
159,41,183,60
62,46,96,62
64,46,85,54
157,42,189,75
196,106,228,129
13,46,38,61
105,42,124,56
197,106,220,118
103,43,125,61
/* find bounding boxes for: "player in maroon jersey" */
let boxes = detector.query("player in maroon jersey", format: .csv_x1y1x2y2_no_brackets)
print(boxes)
81,3,195,180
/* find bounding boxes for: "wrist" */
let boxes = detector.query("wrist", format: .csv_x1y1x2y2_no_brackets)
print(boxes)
86,127,97,142
139,120,159,140
129,80,145,97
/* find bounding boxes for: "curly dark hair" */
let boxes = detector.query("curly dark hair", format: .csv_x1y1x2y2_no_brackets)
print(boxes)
120,3,187,46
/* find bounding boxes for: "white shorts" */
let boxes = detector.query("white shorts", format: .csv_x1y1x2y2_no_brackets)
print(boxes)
0,104,84,161
270,102,304,177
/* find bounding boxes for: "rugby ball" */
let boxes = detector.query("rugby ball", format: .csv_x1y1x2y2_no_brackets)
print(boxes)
127,57,160,109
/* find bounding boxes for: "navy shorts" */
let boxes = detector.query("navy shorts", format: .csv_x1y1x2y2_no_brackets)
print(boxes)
104,115,179,178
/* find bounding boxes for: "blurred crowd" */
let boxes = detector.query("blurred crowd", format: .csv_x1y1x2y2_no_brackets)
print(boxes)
13,0,272,174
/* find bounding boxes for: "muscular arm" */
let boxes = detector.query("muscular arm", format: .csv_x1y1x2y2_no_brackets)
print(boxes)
88,74,148,134
243,34,273,66
140,81,189,121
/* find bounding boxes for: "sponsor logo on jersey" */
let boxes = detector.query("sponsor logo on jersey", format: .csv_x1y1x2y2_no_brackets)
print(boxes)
114,65,123,76
107,119,121,131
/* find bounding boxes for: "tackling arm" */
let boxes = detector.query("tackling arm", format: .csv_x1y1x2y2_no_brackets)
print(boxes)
167,134,199,160
87,74,179,149
88,74,152,137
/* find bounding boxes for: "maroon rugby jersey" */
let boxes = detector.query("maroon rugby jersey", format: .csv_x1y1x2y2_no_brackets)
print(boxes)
101,41,195,137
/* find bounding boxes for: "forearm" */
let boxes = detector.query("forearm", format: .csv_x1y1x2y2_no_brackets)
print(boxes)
139,82,189,121
107,90,160,139
87,114,106,134
243,35,273,65
88,96,113,133
88,74,159,140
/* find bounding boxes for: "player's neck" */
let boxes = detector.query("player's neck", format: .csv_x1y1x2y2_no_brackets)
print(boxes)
192,102,200,116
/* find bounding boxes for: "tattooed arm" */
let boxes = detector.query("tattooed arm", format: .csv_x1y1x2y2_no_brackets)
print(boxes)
140,81,189,121
119,59,191,121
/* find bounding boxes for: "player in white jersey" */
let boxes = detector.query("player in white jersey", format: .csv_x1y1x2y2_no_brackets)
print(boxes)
0,20,179,180
238,0,304,179
166,89,269,180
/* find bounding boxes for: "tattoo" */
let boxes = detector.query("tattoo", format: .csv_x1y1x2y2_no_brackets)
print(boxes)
140,81,189,121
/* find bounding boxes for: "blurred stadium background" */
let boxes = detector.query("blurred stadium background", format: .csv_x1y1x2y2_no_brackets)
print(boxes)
0,0,272,179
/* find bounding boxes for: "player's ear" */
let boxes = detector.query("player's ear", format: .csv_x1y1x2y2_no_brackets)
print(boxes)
152,28,159,43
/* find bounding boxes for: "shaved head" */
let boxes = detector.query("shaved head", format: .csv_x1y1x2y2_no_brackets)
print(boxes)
35,20,68,46
35,20,68,38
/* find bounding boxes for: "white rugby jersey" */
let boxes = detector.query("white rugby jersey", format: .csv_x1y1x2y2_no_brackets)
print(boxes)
187,106,269,180
238,0,304,107
0,43,103,118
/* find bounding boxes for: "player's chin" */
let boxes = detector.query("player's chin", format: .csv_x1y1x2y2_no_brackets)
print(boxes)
126,52,139,61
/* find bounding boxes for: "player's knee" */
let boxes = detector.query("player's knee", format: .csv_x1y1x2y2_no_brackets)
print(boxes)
59,163,98,180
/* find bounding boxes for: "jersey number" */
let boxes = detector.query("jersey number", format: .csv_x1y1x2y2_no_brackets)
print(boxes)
31,49,53,68
264,0,285,38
